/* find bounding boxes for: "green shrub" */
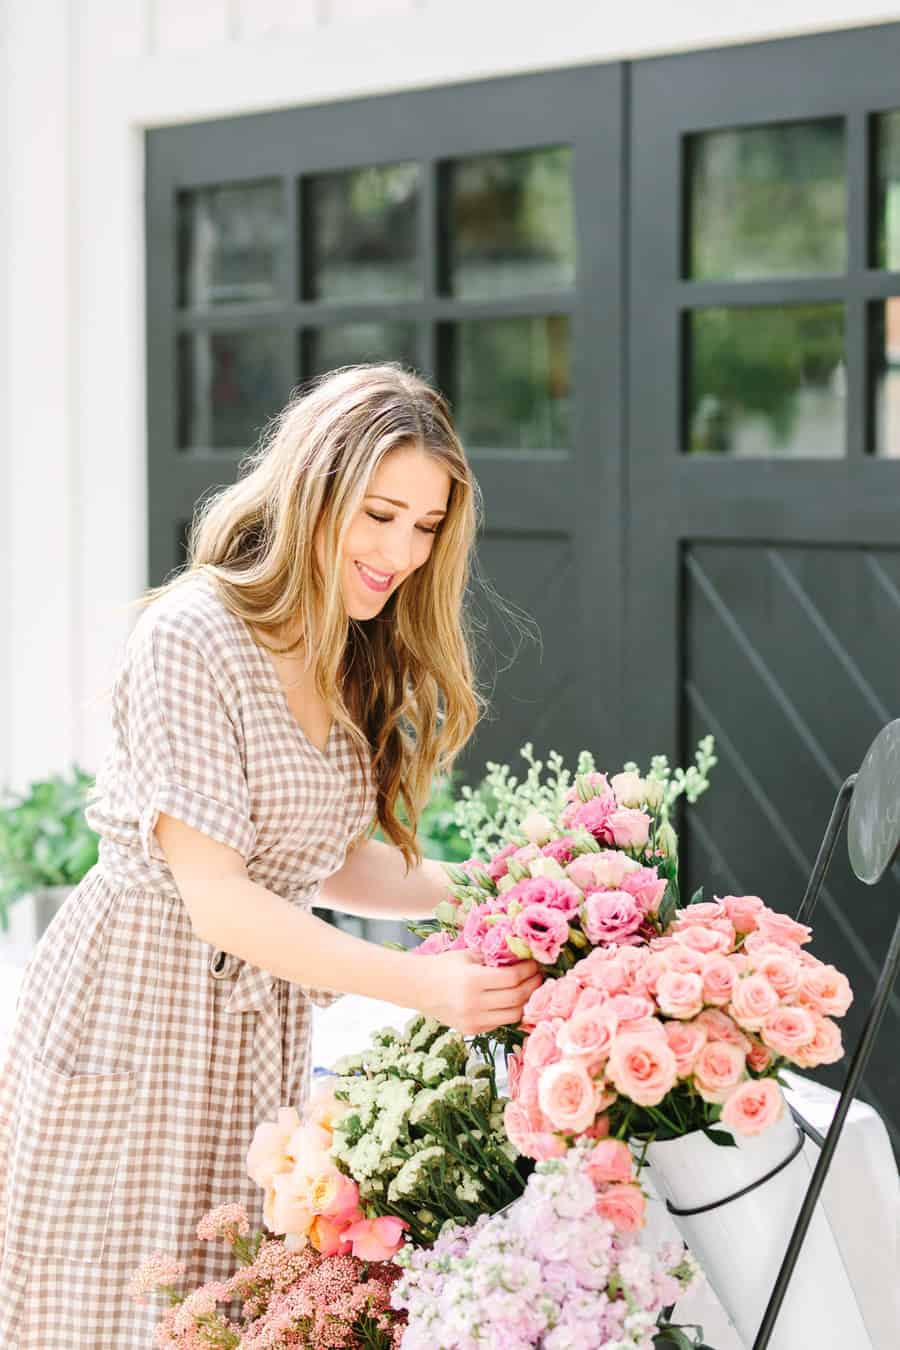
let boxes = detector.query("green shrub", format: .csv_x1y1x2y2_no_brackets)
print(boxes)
0,765,99,929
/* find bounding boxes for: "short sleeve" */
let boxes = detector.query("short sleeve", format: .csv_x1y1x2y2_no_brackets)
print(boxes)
125,617,257,867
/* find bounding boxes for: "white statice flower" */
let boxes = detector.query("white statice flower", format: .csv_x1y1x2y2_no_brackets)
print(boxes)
421,1055,450,1085
407,1015,443,1051
428,1029,467,1070
435,1076,474,1109
454,1175,482,1205
408,1088,441,1129
331,1051,365,1075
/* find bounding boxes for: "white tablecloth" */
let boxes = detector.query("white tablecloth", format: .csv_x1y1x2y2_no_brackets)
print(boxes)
2,967,897,1349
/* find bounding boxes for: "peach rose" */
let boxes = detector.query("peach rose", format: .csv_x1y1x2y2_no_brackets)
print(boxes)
547,976,582,1020
503,1101,568,1161
695,1007,752,1053
664,1019,708,1076
524,1020,563,1072
606,1032,678,1106
584,1138,634,1186
557,1008,618,1061
797,963,853,1017
701,954,737,1006
720,893,766,933
656,970,705,1020
538,1059,599,1133
721,1078,784,1135
607,993,655,1023
595,1182,646,1233
305,1080,348,1134
673,925,733,957
693,1040,747,1104
522,979,556,1029
729,974,781,1032
792,1014,844,1068
746,1039,773,1073
761,1005,817,1058
752,949,802,1000
673,900,727,926
755,909,813,948
246,1107,303,1188
575,985,612,1015
580,958,631,996
659,944,706,977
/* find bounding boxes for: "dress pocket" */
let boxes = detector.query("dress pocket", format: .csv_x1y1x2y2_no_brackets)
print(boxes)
5,1055,134,1263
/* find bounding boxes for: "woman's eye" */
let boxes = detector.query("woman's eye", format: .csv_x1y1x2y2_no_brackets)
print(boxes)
416,525,439,535
366,512,391,523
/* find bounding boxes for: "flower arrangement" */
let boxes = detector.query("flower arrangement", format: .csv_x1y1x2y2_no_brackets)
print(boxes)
416,751,719,975
128,1203,407,1348
327,1014,527,1244
506,893,852,1154
391,1148,703,1350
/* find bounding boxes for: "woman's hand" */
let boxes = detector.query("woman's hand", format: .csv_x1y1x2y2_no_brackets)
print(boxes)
412,949,543,1036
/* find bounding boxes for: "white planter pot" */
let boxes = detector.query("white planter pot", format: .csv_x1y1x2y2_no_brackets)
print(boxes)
645,1110,872,1350
0,885,74,963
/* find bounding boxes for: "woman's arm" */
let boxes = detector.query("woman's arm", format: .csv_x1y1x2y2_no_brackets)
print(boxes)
155,812,540,1035
318,837,452,920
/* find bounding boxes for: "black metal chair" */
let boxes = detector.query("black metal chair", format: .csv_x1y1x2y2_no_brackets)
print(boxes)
752,717,900,1349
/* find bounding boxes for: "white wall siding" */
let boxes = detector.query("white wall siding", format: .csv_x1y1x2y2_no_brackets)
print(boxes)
3,0,900,789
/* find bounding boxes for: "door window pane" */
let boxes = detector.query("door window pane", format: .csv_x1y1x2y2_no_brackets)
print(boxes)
687,120,846,280
686,304,845,457
871,299,900,458
177,180,286,307
303,163,421,301
442,315,571,450
178,330,284,450
444,146,575,298
873,111,900,271
304,322,419,379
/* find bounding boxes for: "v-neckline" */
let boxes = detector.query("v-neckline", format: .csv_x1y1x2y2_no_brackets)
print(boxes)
232,604,337,762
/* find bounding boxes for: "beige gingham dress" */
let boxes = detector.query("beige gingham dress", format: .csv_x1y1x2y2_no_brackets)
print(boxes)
0,572,376,1347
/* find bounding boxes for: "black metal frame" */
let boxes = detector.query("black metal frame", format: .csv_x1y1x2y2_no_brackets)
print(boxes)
751,722,900,1349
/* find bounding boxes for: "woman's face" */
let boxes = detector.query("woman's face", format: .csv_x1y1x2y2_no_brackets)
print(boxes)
330,444,452,620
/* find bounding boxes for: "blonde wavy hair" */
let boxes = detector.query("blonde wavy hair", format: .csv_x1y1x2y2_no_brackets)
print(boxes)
133,362,483,868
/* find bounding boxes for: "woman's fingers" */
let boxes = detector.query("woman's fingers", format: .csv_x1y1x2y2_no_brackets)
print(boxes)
479,974,543,1011
474,959,540,989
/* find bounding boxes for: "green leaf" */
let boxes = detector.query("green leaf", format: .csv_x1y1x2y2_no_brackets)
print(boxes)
702,1126,738,1148
689,886,705,907
653,1331,696,1350
657,884,678,931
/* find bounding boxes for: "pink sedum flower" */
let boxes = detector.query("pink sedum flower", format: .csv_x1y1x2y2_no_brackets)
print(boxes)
721,1078,785,1135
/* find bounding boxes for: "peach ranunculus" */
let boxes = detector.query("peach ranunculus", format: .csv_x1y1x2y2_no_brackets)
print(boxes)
692,1040,747,1104
584,1138,634,1186
755,909,813,948
606,1032,678,1107
720,893,766,934
728,974,781,1032
595,1182,646,1233
721,1078,785,1135
760,1005,817,1059
663,1019,708,1076
656,970,705,1020
792,1013,844,1068
246,1106,302,1188
701,954,737,1006
695,1007,752,1054
557,1008,618,1061
796,963,853,1017
538,1060,599,1134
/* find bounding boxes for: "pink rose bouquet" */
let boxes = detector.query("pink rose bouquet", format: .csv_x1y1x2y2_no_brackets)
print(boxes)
506,893,853,1151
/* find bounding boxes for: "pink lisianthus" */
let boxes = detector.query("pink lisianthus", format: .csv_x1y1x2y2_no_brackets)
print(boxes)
413,929,465,956
655,970,705,1020
513,903,571,964
721,1078,785,1135
663,1019,708,1076
692,1040,746,1104
565,792,618,840
462,905,491,950
620,866,668,915
606,807,652,851
595,1182,646,1233
246,1106,302,1188
564,772,611,803
541,836,579,865
537,1059,599,1133
486,841,520,881
342,1215,408,1262
506,875,583,919
481,921,521,967
606,1031,678,1106
582,889,644,945
720,893,766,934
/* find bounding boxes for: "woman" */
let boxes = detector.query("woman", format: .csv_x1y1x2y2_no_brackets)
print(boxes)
0,363,540,1346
